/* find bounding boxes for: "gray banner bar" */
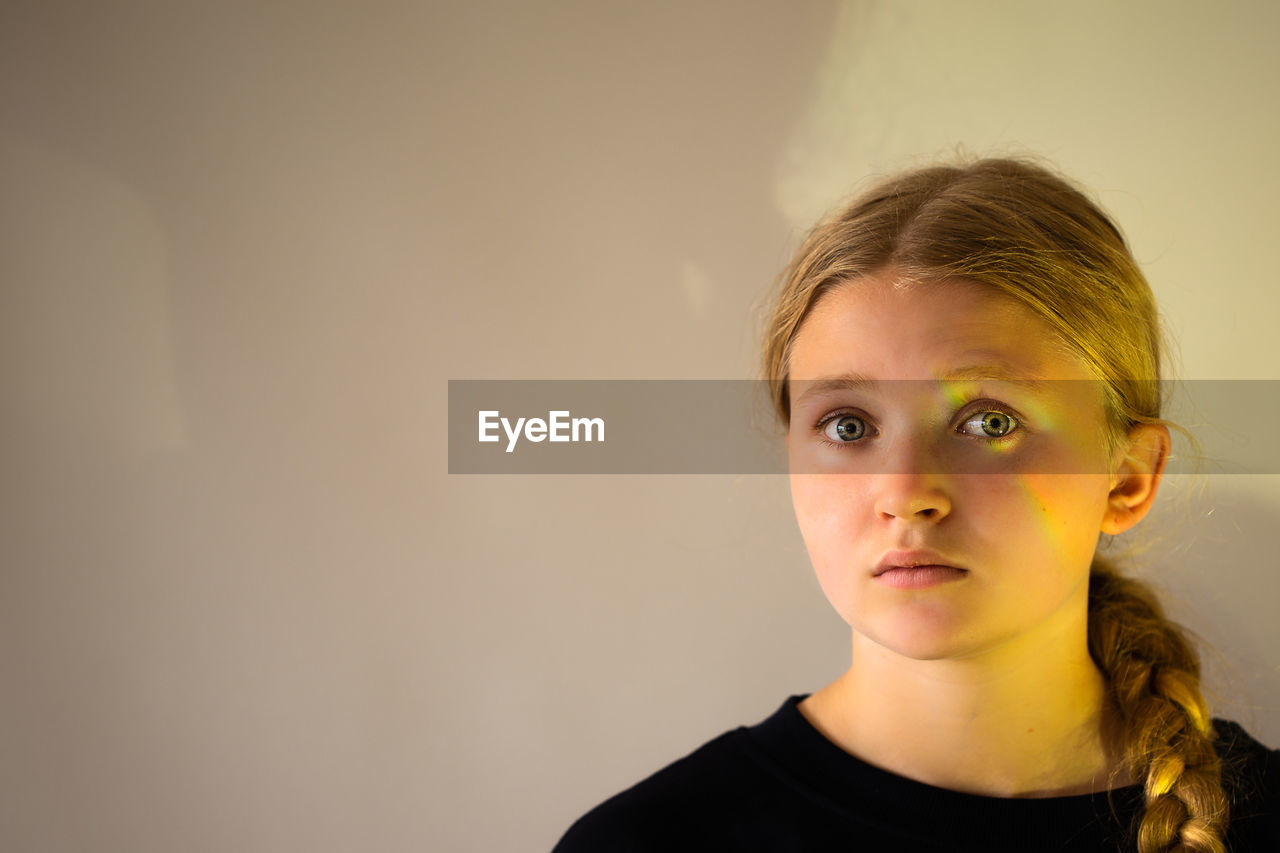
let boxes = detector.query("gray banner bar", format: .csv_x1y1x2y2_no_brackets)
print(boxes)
447,380,1280,474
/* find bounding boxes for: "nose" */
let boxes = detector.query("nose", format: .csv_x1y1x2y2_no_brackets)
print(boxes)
874,479,951,522
872,440,952,523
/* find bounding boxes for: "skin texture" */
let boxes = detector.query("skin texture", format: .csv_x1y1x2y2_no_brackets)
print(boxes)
787,272,1170,797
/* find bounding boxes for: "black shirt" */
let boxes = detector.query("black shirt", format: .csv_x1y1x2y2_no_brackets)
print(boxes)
553,695,1280,852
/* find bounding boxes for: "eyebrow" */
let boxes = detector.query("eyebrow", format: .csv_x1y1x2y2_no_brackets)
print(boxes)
791,366,1051,407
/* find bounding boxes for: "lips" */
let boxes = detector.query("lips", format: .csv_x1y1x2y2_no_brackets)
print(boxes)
873,549,966,577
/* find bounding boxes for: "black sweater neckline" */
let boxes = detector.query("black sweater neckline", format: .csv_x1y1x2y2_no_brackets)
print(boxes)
742,694,1146,848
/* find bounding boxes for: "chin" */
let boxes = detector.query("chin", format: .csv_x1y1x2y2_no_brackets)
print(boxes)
856,613,986,661
874,635,974,661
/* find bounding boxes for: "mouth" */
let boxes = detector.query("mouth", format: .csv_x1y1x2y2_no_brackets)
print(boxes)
874,565,969,589
873,550,966,577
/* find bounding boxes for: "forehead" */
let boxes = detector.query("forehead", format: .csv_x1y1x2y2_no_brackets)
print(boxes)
789,275,1092,383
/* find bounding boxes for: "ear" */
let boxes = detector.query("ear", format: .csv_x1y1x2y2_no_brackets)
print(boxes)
1100,423,1171,535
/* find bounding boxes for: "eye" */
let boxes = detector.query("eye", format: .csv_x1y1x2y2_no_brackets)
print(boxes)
960,409,1019,440
820,414,869,444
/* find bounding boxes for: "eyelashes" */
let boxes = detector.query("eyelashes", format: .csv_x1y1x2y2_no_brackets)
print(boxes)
813,401,1024,450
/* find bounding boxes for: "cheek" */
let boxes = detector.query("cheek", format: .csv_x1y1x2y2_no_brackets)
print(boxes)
789,473,867,541
789,473,871,618
1012,474,1112,562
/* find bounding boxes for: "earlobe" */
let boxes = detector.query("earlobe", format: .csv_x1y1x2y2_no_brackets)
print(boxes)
1101,423,1171,535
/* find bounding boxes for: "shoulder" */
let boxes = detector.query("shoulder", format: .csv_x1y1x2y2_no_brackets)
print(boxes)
551,726,771,852
1213,717,1280,797
1212,718,1280,850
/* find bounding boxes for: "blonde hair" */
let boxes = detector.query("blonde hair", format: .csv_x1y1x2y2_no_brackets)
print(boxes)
763,158,1229,852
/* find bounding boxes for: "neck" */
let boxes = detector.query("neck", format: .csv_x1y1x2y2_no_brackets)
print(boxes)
800,607,1130,797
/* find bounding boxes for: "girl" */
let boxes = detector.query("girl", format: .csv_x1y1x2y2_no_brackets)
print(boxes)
553,158,1278,852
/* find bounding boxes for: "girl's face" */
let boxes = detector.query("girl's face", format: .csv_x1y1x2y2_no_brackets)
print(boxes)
787,274,1122,662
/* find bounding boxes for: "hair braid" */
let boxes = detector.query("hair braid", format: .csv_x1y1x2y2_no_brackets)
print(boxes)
1088,560,1230,853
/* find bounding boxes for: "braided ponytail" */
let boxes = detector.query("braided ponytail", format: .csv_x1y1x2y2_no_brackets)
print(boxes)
1089,559,1230,852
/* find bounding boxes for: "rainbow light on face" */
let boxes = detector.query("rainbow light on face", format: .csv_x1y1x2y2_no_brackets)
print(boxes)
934,379,1115,562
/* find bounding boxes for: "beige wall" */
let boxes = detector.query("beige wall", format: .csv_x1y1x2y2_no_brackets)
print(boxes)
2,2,1278,851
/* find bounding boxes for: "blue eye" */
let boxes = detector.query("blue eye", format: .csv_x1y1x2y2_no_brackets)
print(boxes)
821,414,868,443
960,410,1019,439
